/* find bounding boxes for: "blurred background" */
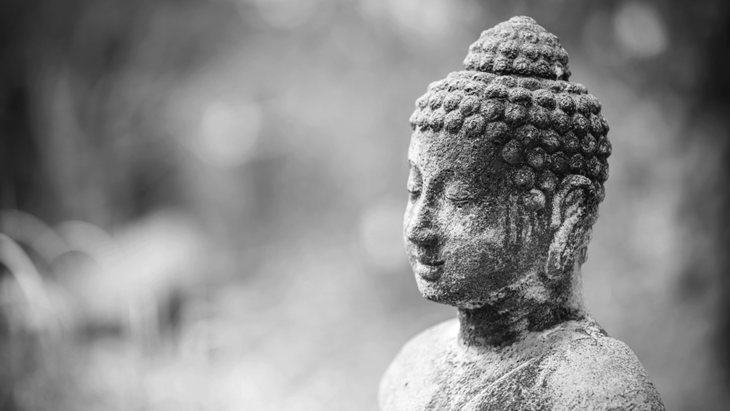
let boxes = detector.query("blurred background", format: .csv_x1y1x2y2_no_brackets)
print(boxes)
0,0,728,409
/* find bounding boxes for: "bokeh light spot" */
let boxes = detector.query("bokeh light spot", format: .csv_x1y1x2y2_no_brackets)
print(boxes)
358,197,407,273
613,2,668,58
198,99,261,167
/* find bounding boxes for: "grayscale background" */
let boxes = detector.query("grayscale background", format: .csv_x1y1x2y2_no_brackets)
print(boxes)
0,1,728,410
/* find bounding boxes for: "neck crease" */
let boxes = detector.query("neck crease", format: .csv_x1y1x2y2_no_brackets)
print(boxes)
457,266,586,348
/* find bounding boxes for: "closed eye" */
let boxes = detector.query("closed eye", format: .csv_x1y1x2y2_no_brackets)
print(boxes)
448,197,471,208
444,179,473,206
408,187,421,197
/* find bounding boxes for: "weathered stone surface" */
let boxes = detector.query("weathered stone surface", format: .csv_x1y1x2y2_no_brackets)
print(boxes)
381,318,662,411
379,16,665,411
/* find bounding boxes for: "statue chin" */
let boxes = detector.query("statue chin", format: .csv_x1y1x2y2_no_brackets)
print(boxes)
414,273,491,309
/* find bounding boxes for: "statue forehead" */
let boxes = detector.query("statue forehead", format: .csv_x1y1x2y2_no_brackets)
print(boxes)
408,130,505,182
409,130,492,159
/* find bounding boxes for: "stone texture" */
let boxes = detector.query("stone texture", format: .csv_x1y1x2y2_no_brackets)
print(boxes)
379,16,665,411
381,319,663,411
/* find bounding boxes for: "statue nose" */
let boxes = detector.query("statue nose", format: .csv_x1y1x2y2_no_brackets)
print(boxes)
405,203,438,246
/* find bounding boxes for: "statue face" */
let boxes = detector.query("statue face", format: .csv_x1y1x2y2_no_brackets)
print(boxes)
404,130,544,308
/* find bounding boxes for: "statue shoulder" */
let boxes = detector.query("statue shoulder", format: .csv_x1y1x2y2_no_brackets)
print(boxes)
463,327,665,411
378,318,458,411
543,333,665,411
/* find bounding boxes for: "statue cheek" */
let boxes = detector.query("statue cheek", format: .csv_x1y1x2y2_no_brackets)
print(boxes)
443,206,497,236
444,218,470,239
446,227,506,273
452,223,505,247
478,226,506,246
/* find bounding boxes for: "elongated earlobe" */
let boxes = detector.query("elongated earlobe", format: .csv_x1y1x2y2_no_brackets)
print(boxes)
550,175,594,230
546,175,595,279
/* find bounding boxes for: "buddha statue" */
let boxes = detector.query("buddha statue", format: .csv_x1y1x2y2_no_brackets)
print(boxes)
379,16,665,411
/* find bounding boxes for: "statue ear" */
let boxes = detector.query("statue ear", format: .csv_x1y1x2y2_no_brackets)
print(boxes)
545,175,596,279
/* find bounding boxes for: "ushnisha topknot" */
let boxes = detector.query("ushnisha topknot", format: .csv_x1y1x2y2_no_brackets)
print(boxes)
464,16,571,81
409,16,611,211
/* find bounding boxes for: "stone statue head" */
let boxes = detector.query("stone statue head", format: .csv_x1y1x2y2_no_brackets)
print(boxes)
404,16,611,310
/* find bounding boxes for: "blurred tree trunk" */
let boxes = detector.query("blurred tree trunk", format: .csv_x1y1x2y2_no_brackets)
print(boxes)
0,0,53,219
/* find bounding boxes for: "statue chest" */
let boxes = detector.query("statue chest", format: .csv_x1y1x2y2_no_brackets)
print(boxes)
381,345,547,411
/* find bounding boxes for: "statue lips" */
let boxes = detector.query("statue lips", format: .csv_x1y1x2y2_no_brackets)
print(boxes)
412,251,445,281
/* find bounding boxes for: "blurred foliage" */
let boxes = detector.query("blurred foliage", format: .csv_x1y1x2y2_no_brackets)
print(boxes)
0,0,728,410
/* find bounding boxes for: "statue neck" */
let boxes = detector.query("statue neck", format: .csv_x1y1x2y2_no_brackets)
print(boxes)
457,263,587,348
